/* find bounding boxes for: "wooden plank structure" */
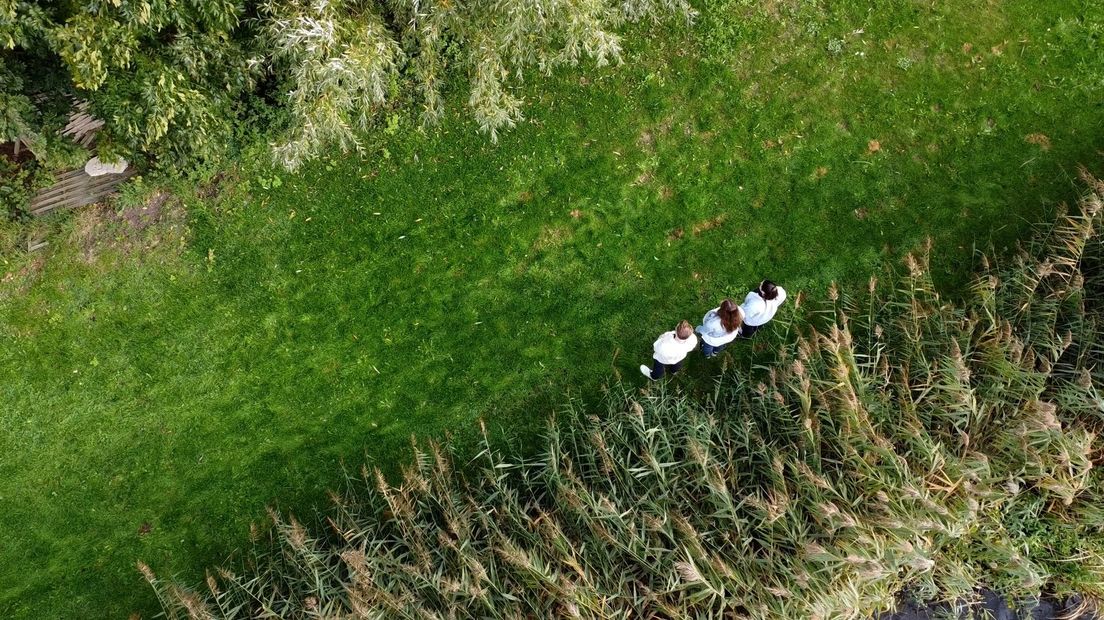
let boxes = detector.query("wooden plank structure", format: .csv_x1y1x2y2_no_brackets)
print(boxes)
12,100,134,217
59,100,104,148
29,166,136,215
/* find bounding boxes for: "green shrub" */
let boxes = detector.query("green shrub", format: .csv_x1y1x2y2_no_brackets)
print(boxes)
143,179,1104,618
0,155,33,219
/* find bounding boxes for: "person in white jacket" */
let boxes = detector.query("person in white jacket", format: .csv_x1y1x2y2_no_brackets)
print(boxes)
640,320,698,381
695,299,743,358
739,280,787,338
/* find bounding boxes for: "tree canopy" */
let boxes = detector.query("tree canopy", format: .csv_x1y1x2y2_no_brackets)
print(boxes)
0,0,692,172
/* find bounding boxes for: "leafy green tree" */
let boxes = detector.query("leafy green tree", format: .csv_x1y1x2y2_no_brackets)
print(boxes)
0,1,62,158
1,0,692,171
46,0,258,163
0,0,256,167
0,56,39,151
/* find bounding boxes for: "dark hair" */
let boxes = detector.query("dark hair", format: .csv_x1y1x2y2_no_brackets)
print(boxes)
676,320,693,340
718,299,743,333
759,280,779,301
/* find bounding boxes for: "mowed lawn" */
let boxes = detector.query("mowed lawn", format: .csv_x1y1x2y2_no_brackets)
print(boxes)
2,2,1103,617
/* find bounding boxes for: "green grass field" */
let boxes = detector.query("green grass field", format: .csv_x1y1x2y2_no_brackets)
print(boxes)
2,1,1102,617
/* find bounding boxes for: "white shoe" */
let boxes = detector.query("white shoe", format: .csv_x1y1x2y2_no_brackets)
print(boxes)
640,364,654,380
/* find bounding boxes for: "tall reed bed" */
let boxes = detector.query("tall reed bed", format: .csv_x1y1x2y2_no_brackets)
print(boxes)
146,178,1104,618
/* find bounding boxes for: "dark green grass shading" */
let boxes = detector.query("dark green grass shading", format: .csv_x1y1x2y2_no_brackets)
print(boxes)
1,1,1103,617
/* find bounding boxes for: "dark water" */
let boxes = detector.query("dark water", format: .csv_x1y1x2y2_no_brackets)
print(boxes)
878,591,1096,620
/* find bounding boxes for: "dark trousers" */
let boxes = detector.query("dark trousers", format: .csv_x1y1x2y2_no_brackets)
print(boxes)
702,341,727,357
739,323,762,338
650,358,684,380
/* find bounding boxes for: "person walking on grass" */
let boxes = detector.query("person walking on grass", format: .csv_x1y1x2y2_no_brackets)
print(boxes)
739,279,787,338
640,320,698,381
696,299,743,358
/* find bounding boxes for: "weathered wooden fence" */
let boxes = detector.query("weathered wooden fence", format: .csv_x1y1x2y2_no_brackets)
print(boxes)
59,100,104,148
14,100,134,217
28,166,136,216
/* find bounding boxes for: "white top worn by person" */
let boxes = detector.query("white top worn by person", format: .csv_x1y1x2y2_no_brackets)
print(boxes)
652,326,698,364
740,280,787,327
697,303,743,346
641,321,698,381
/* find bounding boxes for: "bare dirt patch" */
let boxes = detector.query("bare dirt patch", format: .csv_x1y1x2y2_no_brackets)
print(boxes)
691,214,729,236
637,131,655,151
196,171,232,200
72,191,188,264
532,225,571,252
759,0,782,19
1025,133,1052,151
670,215,729,242
656,116,675,136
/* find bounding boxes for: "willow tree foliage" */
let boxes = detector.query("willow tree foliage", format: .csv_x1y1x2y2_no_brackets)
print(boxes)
261,0,404,170
260,0,694,169
0,0,693,171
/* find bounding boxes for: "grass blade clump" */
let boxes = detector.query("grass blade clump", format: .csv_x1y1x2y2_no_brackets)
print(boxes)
146,179,1104,618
